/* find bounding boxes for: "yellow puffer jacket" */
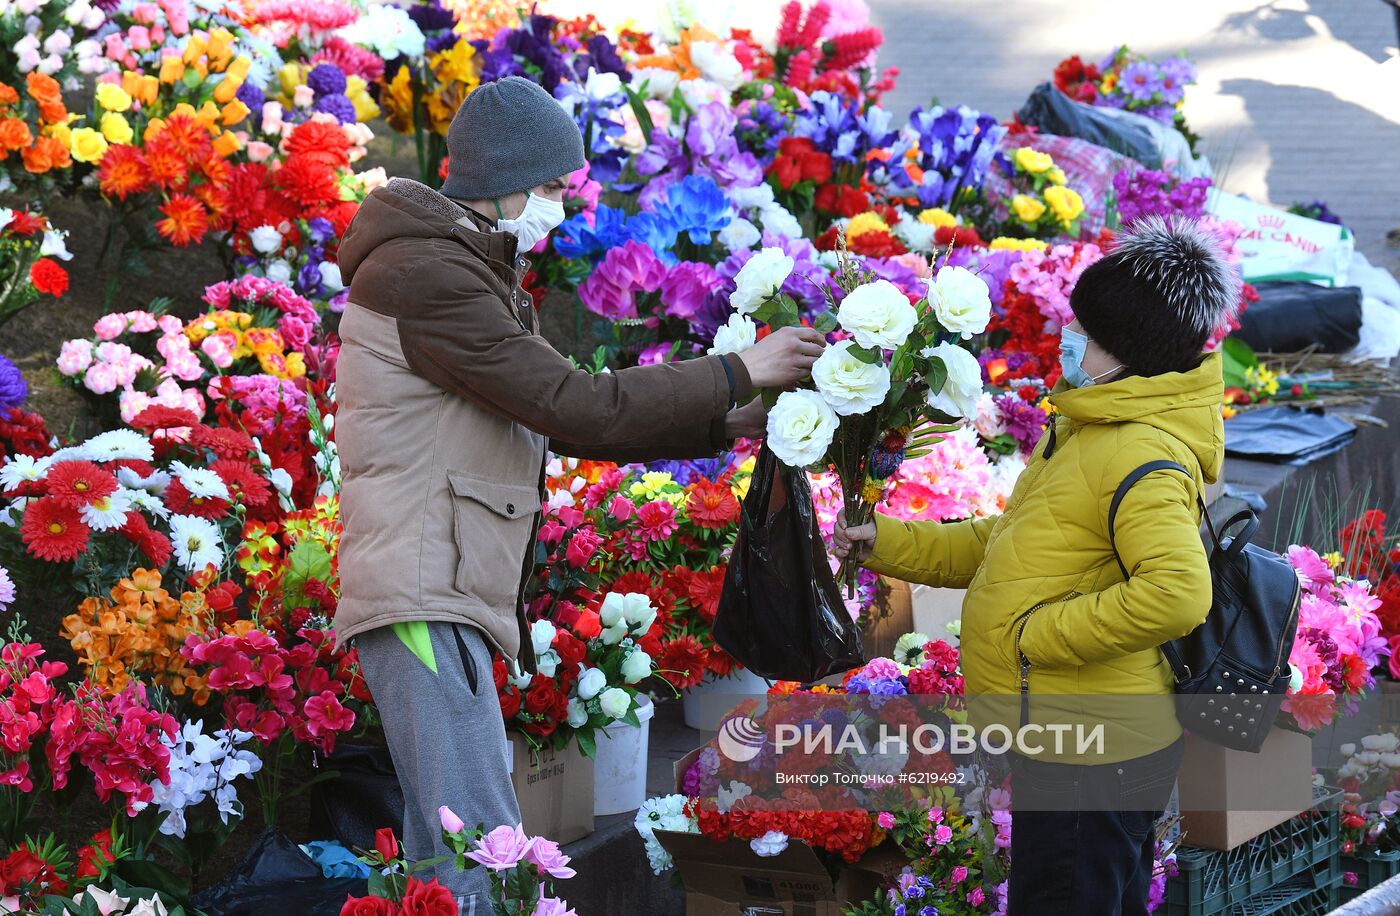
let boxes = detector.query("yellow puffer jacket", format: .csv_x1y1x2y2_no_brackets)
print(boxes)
864,353,1224,761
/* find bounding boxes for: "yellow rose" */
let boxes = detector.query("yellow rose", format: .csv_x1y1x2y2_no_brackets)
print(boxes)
1011,194,1046,224
212,131,241,157
845,211,890,239
1044,185,1084,224
1014,146,1054,175
95,82,133,113
99,112,134,145
47,122,72,147
69,127,109,164
917,208,957,228
1048,167,1067,186
989,236,1048,252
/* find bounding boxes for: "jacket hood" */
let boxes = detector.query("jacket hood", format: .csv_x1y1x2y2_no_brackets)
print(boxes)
1050,352,1225,483
338,178,499,286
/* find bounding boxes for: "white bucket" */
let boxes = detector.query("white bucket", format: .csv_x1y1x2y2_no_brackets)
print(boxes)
681,668,770,732
593,695,655,816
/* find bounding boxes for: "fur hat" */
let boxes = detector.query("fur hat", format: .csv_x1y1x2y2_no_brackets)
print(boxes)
1069,215,1241,377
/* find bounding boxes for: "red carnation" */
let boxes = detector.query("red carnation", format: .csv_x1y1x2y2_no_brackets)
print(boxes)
131,404,201,431
656,636,707,689
212,459,272,509
276,156,342,209
20,497,89,562
119,513,173,567
29,257,68,297
285,120,352,170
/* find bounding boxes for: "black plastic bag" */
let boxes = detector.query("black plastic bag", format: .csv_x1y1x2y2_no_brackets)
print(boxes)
309,742,403,854
1235,282,1363,353
713,445,863,682
1016,83,1198,173
190,828,367,916
1224,406,1356,465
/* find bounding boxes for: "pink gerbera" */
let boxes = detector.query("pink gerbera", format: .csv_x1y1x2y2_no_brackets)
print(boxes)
636,500,678,542
1287,545,1334,592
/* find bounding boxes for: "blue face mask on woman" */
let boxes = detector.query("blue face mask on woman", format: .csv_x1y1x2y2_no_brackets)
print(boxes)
1060,328,1122,388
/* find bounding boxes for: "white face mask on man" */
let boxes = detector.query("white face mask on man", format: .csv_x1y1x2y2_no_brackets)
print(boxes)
495,193,565,251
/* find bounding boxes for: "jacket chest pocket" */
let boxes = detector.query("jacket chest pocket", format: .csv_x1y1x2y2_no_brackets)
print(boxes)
447,471,539,608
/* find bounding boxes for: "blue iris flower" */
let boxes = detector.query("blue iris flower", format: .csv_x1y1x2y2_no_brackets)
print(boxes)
624,210,680,261
552,205,631,261
656,175,733,246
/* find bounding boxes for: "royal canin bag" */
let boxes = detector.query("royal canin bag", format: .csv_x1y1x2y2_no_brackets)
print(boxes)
1110,461,1302,753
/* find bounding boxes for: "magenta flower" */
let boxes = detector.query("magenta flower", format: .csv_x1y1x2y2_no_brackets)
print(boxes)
660,261,719,321
933,824,953,845
577,241,667,319
464,824,535,871
438,805,465,835
876,811,895,830
1286,545,1334,593
524,837,577,879
951,865,968,884
534,895,578,916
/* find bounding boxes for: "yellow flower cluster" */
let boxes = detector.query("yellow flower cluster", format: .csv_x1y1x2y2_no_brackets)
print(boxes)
846,212,891,240
185,311,307,380
1244,365,1280,397
382,39,482,136
1006,147,1083,231
917,208,957,228
629,471,687,506
989,237,1049,252
275,63,381,123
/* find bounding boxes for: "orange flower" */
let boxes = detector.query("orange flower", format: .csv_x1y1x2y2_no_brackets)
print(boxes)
0,82,18,106
21,135,70,174
25,72,65,123
156,193,210,246
98,144,150,200
160,113,212,161
0,118,32,151
143,135,187,189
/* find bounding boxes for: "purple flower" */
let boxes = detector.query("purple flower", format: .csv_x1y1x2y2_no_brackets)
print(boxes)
660,261,719,321
306,218,336,247
236,80,265,112
306,62,347,98
0,354,27,410
894,105,1006,207
407,0,456,36
312,93,357,125
995,393,1048,453
1119,60,1161,103
295,261,325,298
0,565,14,611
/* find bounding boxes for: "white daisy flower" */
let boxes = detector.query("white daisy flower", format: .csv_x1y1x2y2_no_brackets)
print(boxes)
171,461,230,500
0,455,53,491
118,466,172,496
0,497,31,527
83,429,155,463
81,490,135,531
47,444,96,464
170,515,223,572
128,490,170,520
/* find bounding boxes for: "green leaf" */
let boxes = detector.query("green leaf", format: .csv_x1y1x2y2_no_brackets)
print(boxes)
1220,336,1257,389
812,311,839,334
625,86,655,144
848,344,882,365
766,309,799,330
924,357,948,395
761,386,782,409
283,539,332,610
576,728,597,759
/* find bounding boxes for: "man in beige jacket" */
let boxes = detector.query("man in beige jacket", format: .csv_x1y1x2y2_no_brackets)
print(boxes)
334,77,822,908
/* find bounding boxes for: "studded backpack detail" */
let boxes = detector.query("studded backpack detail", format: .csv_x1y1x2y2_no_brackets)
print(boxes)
1109,461,1302,753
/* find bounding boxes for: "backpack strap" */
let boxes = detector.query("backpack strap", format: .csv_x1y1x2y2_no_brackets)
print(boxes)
1108,460,1214,580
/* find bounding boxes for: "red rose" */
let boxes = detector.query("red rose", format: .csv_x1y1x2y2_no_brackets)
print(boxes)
553,631,586,670
524,678,558,715
374,827,398,862
498,686,521,719
572,609,602,640
398,877,459,916
341,895,398,916
493,657,508,691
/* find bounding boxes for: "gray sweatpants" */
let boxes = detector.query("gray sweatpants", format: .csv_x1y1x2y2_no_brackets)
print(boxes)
355,621,520,912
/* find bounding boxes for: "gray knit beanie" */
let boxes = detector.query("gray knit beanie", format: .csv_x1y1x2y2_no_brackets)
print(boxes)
438,76,586,201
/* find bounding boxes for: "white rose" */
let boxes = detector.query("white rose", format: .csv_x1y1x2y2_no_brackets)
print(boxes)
759,205,803,240
836,279,917,350
729,184,775,210
1340,743,1357,758
1363,735,1394,751
567,697,588,728
923,343,983,419
584,67,623,101
576,666,606,700
1381,753,1400,768
718,217,760,252
1357,752,1383,766
730,247,794,314
599,592,626,628
535,650,559,678
318,261,344,292
689,41,744,90
632,66,679,99
766,389,838,468
1376,734,1400,752
621,648,653,684
600,619,630,645
927,265,991,339
599,687,632,720
249,225,283,255
709,313,758,356
265,259,293,284
128,895,169,916
750,830,789,857
812,340,890,416
530,619,557,657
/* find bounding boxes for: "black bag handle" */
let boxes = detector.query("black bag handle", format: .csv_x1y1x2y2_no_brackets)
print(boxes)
1216,509,1261,561
1107,460,1216,579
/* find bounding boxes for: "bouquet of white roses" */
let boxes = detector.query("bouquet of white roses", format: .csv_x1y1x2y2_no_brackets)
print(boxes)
711,241,992,594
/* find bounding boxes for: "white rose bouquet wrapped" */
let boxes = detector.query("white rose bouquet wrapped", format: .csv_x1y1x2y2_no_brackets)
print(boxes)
714,240,991,594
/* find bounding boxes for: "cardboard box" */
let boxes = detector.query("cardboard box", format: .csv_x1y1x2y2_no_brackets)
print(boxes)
506,732,594,844
909,584,966,640
1176,726,1314,850
661,747,902,914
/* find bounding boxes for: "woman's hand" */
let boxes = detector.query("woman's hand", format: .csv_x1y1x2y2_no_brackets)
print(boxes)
737,326,825,389
724,397,768,440
833,509,877,563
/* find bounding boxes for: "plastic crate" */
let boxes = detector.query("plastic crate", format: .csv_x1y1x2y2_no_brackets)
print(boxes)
1225,871,1340,916
1164,787,1341,916
1339,848,1400,902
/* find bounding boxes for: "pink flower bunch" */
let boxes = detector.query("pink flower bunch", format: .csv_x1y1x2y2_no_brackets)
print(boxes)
565,164,602,226
437,814,578,914
578,241,667,320
0,642,69,794
250,0,359,47
1005,241,1104,332
1282,545,1390,730
210,374,308,436
202,276,320,329
100,0,193,71
181,626,358,754
46,682,178,815
120,378,207,427
58,310,214,423
880,427,996,523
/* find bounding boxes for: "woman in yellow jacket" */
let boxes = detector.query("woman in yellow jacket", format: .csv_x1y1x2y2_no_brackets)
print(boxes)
836,217,1237,916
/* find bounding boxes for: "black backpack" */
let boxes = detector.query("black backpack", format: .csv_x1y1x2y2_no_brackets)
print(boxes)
1110,461,1302,753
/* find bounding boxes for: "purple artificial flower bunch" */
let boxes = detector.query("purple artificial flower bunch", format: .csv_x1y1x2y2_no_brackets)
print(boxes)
793,90,897,168
891,104,1007,210
1099,49,1196,125
637,102,763,209
1112,168,1212,226
0,354,27,411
